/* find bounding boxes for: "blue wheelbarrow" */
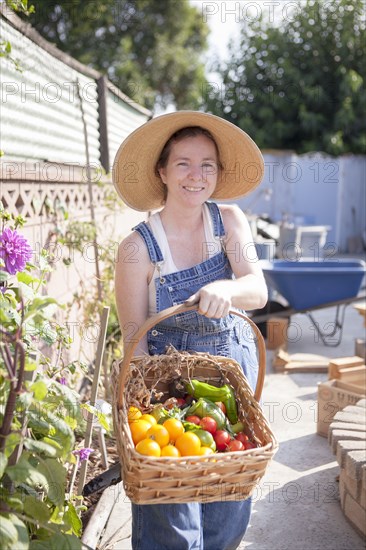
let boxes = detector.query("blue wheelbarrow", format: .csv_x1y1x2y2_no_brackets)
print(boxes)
251,259,366,347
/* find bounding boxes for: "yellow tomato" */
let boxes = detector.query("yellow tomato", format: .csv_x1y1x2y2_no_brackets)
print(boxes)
146,424,170,448
140,414,157,426
130,419,151,445
136,438,161,457
161,444,181,457
128,406,142,423
175,432,201,456
198,446,215,455
163,418,185,443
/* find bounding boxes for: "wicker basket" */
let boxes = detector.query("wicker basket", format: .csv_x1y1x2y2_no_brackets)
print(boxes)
112,304,278,504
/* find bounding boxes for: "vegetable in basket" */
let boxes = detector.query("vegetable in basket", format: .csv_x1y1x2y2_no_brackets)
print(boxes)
185,380,239,424
187,398,228,430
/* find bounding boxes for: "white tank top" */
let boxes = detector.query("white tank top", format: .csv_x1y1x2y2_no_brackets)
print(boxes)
147,203,223,315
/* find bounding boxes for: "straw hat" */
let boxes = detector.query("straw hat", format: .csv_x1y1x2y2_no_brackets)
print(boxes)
112,111,264,211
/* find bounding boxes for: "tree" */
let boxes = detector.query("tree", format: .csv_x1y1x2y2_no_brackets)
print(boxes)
205,0,366,155
24,0,209,110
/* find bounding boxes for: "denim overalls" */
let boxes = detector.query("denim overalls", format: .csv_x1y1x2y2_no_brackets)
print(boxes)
131,202,258,550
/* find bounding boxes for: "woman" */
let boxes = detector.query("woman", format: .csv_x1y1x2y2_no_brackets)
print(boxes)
113,111,268,550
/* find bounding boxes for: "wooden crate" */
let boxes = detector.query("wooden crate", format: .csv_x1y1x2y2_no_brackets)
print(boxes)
317,379,366,437
328,356,365,380
266,317,289,350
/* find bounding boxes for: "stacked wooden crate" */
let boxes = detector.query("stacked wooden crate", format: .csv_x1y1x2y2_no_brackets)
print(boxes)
317,356,366,437
328,398,366,537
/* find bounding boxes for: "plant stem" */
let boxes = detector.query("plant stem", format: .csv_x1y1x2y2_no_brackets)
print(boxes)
0,341,25,453
68,454,80,497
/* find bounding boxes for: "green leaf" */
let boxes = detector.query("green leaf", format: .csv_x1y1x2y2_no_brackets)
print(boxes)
25,360,38,372
51,382,80,418
37,458,66,507
0,451,8,477
12,514,29,550
17,281,35,301
0,513,29,550
80,403,110,431
42,437,63,455
6,453,48,489
4,494,25,512
0,515,18,549
24,495,51,523
30,380,48,401
0,270,9,282
29,532,82,550
0,306,21,325
49,503,64,524
64,416,77,430
23,438,58,457
17,271,40,285
3,432,21,458
63,502,82,537
42,329,58,346
23,297,59,320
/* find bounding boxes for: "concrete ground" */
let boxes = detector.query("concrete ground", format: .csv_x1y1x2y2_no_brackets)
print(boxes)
98,299,365,550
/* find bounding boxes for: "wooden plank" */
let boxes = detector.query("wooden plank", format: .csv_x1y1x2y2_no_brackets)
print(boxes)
78,306,110,495
81,484,119,549
329,356,365,380
337,365,366,384
273,350,330,373
336,380,366,395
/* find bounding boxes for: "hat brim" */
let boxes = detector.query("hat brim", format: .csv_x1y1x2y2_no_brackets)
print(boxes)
112,111,264,212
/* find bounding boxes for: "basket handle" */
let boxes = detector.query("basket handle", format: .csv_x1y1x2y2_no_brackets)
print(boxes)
117,304,266,407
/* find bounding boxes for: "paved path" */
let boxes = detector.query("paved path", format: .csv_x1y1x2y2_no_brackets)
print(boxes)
98,302,365,550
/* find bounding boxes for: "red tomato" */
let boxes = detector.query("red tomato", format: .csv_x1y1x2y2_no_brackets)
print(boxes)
175,398,186,407
226,439,244,452
199,416,217,434
213,430,231,451
215,401,226,414
244,440,257,450
185,415,201,425
235,432,249,445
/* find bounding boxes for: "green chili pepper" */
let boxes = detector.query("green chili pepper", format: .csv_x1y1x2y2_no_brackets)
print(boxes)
222,385,238,424
186,398,227,430
185,380,239,425
185,380,231,401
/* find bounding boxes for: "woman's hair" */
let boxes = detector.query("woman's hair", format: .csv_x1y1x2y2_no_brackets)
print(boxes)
155,126,223,176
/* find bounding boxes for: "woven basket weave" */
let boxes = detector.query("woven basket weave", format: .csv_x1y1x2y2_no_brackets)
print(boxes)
112,304,278,504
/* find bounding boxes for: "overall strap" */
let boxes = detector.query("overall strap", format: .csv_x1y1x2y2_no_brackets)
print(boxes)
205,201,227,254
205,201,226,238
132,222,164,264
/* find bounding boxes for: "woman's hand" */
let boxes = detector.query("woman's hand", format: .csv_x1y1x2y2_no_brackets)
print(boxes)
185,281,232,318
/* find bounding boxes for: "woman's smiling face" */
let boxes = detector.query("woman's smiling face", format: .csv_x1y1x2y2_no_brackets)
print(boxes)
158,135,219,206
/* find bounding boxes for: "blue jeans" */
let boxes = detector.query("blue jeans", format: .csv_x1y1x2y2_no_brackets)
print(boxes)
132,500,252,550
131,202,258,550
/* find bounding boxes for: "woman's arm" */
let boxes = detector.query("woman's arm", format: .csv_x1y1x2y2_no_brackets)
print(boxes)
115,231,153,355
186,204,268,317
